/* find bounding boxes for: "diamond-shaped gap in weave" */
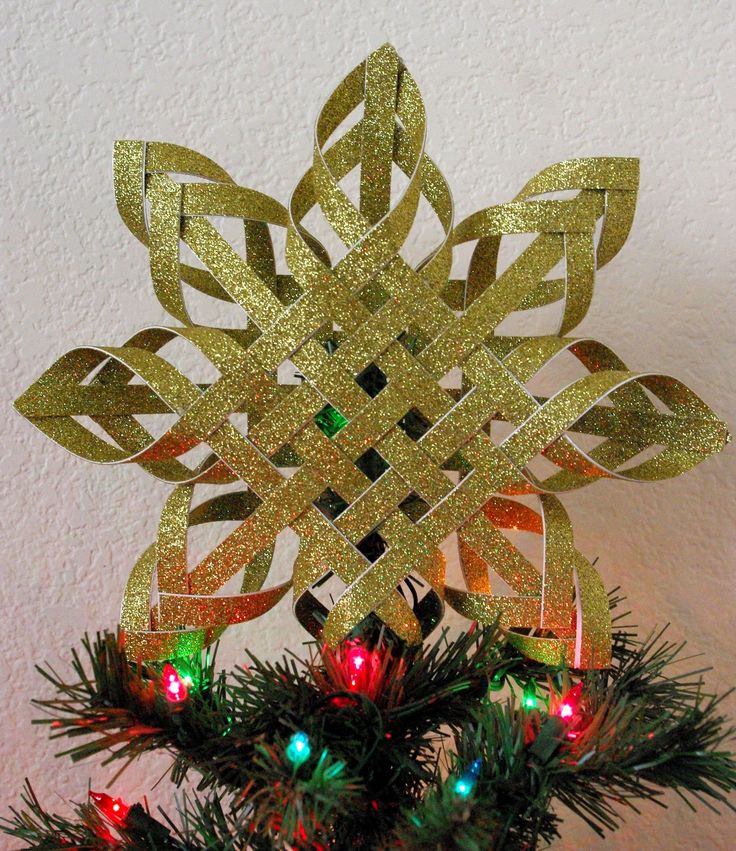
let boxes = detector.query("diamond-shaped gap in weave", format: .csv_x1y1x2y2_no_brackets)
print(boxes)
13,43,729,666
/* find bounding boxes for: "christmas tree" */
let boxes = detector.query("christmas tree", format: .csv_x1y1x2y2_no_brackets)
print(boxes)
4,44,734,849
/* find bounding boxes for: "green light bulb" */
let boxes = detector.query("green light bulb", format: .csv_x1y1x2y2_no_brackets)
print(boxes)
523,683,537,709
489,672,505,691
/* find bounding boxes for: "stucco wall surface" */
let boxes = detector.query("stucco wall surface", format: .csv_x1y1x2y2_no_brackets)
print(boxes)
2,1,734,848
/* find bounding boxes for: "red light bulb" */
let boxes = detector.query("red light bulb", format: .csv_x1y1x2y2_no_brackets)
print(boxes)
320,639,403,706
555,683,583,720
162,662,188,703
347,646,369,672
345,645,372,690
89,791,130,826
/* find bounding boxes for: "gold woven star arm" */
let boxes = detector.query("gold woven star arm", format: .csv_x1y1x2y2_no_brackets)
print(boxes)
113,140,306,324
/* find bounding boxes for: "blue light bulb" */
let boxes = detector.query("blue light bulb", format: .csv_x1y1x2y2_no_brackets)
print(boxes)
454,778,472,798
285,731,311,766
454,758,482,799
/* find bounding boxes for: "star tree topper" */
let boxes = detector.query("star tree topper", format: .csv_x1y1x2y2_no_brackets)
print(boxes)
15,45,729,667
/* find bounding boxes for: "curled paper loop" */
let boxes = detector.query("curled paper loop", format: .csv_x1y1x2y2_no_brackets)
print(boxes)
449,494,610,668
120,488,290,660
16,44,729,664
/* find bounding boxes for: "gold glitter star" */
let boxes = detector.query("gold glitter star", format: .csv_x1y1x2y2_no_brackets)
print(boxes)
15,44,729,667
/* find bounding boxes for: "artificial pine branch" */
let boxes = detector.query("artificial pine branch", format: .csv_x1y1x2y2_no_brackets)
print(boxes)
30,625,503,791
3,613,735,849
397,703,563,851
243,741,360,848
3,781,182,850
398,626,736,848
15,624,505,848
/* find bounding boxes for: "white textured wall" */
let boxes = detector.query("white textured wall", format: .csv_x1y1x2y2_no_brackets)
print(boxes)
2,1,735,848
